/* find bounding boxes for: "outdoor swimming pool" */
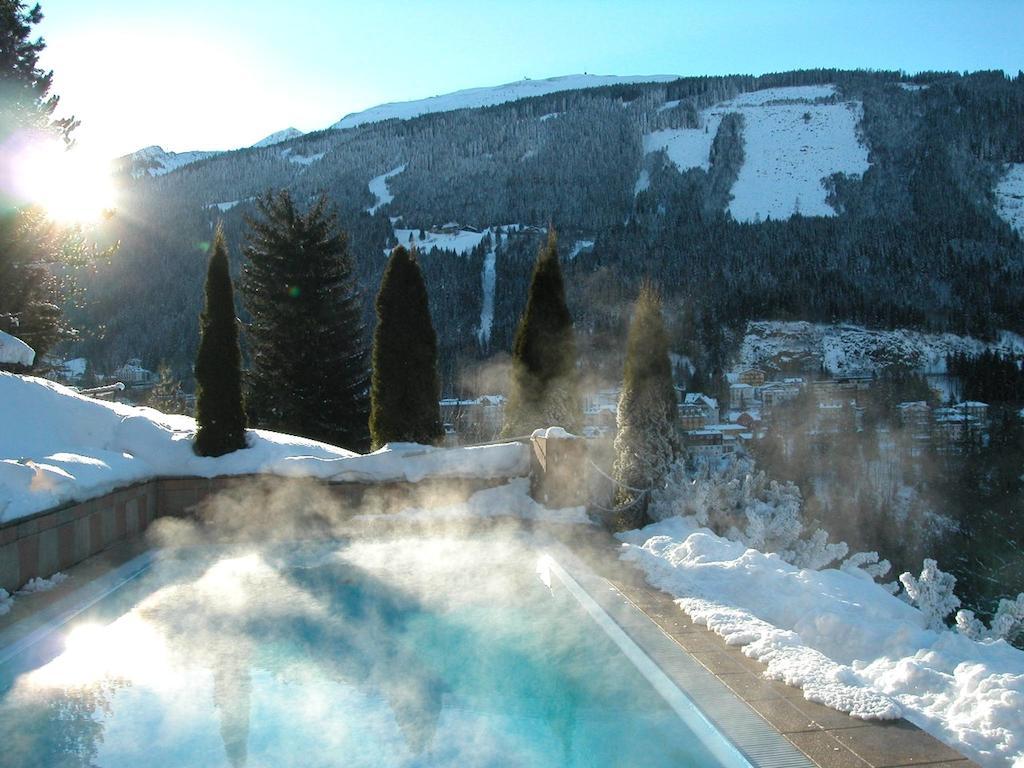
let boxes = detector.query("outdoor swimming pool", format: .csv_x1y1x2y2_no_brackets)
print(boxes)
0,535,762,768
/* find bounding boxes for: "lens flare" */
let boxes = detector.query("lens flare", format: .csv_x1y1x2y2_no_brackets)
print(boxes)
2,131,117,224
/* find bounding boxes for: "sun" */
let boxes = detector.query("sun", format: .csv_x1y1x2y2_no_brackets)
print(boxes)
5,132,117,225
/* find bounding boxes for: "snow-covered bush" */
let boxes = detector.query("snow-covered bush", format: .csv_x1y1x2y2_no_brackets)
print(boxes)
956,594,1024,644
0,588,12,616
899,559,961,630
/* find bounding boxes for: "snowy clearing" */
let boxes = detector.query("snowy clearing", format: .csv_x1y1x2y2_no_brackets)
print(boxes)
281,148,325,166
366,164,406,215
995,163,1024,235
740,320,1024,375
0,373,529,523
0,330,34,367
332,74,680,130
619,517,1024,767
641,85,869,221
391,227,490,256
644,113,723,172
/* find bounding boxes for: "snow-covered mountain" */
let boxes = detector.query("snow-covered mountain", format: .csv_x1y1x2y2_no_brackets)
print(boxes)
331,74,680,130
251,127,304,148
118,145,220,178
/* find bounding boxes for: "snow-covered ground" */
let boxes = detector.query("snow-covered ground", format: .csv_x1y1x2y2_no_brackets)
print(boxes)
0,373,529,523
331,74,680,130
995,163,1024,235
619,517,1024,767
0,330,34,367
740,320,1024,375
366,164,406,215
391,227,490,256
280,148,325,166
642,85,869,221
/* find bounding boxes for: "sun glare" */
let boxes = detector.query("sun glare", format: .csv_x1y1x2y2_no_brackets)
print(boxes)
5,133,117,225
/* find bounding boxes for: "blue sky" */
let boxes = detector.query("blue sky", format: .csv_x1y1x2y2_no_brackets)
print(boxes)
35,0,1024,158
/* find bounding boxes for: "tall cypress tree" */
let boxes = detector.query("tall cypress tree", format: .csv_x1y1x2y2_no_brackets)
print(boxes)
612,284,679,528
240,191,369,450
369,246,442,449
194,225,247,456
502,228,581,436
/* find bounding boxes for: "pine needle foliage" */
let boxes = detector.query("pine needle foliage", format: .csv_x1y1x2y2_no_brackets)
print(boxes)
369,246,442,449
612,284,679,529
502,228,581,436
194,225,247,456
240,191,369,450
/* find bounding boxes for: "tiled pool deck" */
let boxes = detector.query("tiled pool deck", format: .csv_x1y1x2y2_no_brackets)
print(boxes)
1,523,982,768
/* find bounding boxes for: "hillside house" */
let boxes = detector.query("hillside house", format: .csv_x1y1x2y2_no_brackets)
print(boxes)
738,368,766,387
729,382,756,410
682,393,719,425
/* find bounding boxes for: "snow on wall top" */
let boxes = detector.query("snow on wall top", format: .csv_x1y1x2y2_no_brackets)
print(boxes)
331,74,680,130
739,320,1024,375
995,163,1024,235
0,330,34,367
0,373,530,523
642,85,870,222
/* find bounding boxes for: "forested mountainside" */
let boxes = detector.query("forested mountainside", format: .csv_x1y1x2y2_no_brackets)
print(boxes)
69,68,1024,388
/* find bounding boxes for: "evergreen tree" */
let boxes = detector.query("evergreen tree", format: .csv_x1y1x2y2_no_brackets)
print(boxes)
502,228,581,435
0,1,92,366
240,191,369,450
369,246,442,448
612,284,679,529
194,225,247,456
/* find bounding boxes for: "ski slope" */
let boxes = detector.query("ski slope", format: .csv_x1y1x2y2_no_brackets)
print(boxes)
332,74,680,130
366,164,407,215
643,85,870,221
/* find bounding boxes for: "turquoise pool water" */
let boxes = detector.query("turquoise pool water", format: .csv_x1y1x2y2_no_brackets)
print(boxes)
0,537,747,767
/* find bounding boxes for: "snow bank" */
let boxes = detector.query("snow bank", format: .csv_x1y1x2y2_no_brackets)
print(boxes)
619,517,1024,767
0,373,529,523
0,330,34,367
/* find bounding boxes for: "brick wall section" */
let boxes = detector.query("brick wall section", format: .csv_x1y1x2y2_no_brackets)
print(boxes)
0,473,517,593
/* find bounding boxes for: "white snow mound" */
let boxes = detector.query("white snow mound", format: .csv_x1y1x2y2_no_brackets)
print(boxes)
0,330,35,367
0,373,529,523
618,517,1024,767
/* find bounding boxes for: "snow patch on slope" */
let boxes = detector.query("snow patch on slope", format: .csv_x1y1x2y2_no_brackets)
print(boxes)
366,164,406,215
392,228,490,256
740,320,1024,375
995,163,1024,235
619,517,1024,767
281,148,325,166
332,74,680,130
641,85,869,221
0,373,530,522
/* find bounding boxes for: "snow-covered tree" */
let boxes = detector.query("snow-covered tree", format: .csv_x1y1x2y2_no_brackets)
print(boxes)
900,559,961,631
